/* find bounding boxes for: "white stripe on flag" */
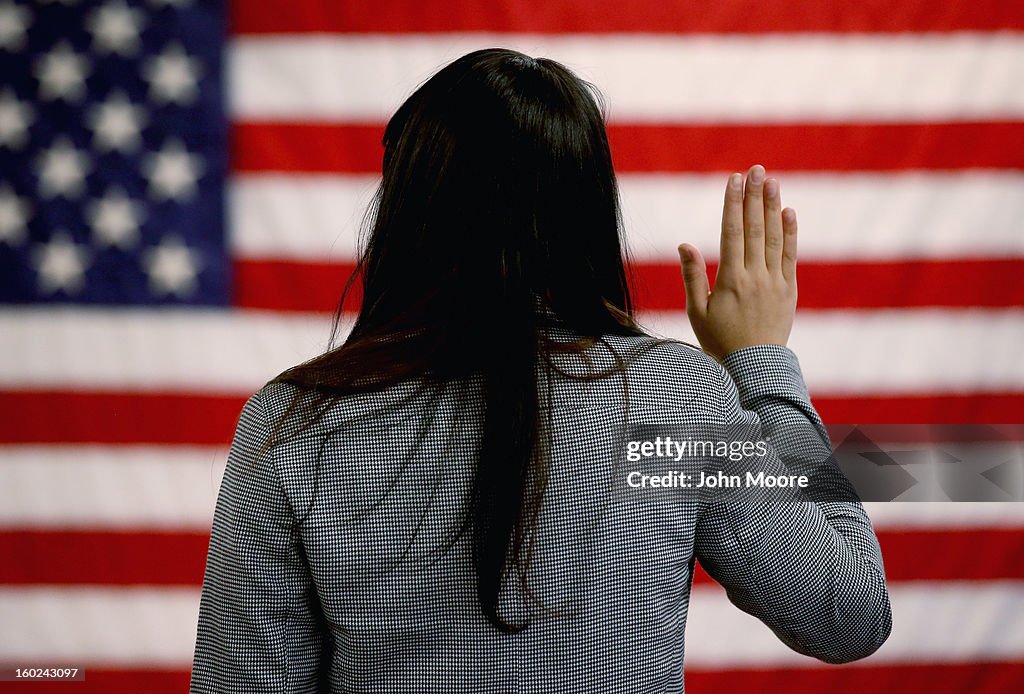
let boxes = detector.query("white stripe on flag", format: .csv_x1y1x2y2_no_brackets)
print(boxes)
1,308,1022,393
229,34,1024,122
230,172,1024,261
0,307,336,393
0,586,200,665
862,502,1024,529
0,447,227,529
3,447,1024,530
685,581,1024,667
1,583,1022,666
643,310,1024,394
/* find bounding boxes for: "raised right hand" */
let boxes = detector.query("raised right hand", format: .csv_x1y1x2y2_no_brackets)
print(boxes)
677,164,799,363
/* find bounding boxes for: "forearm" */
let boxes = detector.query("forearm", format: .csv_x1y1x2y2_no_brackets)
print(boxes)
695,344,892,663
721,344,872,518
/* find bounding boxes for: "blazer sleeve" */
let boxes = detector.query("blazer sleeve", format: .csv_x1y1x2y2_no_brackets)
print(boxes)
190,387,328,693
693,344,892,664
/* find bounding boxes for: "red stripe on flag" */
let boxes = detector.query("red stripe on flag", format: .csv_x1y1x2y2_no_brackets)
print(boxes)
232,123,382,174
685,663,1024,694
232,122,1024,174
2,529,1022,585
0,669,189,694
811,394,1024,425
232,258,1024,313
2,664,1021,694
0,530,210,585
0,391,1021,443
610,122,1024,174
2,386,1022,445
634,260,1024,310
694,529,1024,586
233,259,359,313
876,530,1024,581
1,664,1019,694
0,391,245,445
230,0,1024,34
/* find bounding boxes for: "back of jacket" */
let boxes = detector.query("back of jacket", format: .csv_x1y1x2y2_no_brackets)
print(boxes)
190,333,892,693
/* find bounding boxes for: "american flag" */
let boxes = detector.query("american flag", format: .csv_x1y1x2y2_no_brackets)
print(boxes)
1,0,1023,691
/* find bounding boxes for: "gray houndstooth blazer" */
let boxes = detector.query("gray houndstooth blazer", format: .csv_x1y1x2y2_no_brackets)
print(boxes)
190,334,892,693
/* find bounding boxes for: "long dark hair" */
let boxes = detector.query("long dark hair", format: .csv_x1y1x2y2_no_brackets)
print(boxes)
260,48,669,632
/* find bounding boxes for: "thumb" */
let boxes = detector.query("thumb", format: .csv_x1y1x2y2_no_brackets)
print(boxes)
678,243,710,321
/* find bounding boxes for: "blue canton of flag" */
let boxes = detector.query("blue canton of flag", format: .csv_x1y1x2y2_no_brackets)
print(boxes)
0,0,227,305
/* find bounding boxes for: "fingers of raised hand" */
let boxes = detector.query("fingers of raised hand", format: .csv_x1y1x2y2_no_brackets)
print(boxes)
743,165,767,270
721,165,798,282
720,172,745,274
763,175,784,273
782,207,798,282
678,243,711,321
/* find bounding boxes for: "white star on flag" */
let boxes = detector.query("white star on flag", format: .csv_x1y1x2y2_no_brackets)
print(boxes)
143,139,203,201
35,136,91,199
31,231,91,295
0,0,31,52
0,89,34,149
33,41,91,103
87,187,145,249
87,0,145,56
142,43,202,105
88,91,147,153
141,234,202,297
0,185,30,246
